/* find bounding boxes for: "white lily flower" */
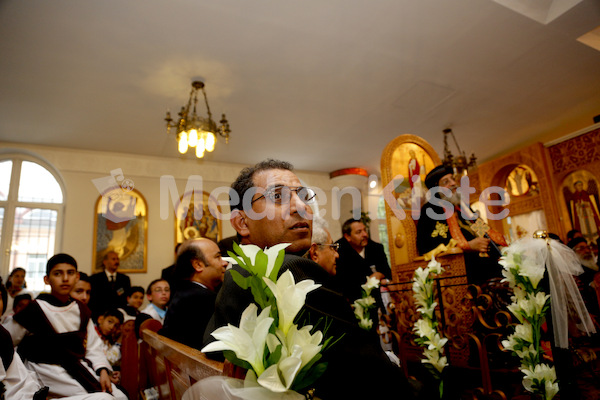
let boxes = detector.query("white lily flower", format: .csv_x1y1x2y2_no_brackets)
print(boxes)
258,345,303,392
417,301,438,319
361,276,380,295
264,271,321,335
413,267,430,286
520,364,557,394
413,318,435,339
501,334,517,352
507,302,524,323
427,257,443,275
501,267,517,286
358,318,373,330
276,325,323,369
422,348,448,373
519,259,545,289
544,379,559,399
202,304,274,375
355,296,376,309
515,344,537,360
424,332,448,351
530,292,550,314
514,322,533,343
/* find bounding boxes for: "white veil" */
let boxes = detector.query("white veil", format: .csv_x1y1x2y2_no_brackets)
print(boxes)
507,237,596,348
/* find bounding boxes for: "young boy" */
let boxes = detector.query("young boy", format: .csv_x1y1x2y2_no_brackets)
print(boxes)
95,309,124,383
140,279,170,324
1,253,127,399
70,272,92,305
126,286,145,311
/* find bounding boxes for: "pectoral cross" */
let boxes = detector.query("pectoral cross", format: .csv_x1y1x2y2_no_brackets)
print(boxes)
471,218,491,258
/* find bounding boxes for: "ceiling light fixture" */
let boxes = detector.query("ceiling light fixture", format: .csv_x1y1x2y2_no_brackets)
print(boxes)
442,128,477,177
165,80,231,158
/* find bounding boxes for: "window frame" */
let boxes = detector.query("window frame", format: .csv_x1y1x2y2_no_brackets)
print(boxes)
0,151,66,287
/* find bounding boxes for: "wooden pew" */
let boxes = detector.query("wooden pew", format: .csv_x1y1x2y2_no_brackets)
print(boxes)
140,327,224,400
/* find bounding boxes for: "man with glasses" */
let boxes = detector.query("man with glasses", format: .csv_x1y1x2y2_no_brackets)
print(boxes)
203,159,414,400
567,237,600,319
306,217,339,277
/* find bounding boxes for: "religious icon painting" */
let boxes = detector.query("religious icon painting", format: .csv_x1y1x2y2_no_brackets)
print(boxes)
561,170,600,244
92,188,148,273
174,190,222,246
504,164,539,197
386,141,438,213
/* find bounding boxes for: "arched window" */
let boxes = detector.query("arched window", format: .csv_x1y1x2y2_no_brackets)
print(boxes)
0,154,65,292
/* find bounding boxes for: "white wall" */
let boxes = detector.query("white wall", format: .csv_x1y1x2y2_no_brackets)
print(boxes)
0,143,343,295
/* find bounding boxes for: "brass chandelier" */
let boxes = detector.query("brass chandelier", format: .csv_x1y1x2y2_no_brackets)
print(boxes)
442,128,477,177
165,80,231,158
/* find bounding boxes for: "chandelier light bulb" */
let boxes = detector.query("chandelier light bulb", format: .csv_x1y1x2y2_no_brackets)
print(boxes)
178,133,188,154
188,129,199,147
198,135,206,152
205,131,216,152
195,144,205,158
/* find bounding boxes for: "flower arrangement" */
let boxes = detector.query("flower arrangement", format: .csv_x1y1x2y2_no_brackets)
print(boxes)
412,257,448,397
352,276,380,331
202,243,336,397
499,248,559,400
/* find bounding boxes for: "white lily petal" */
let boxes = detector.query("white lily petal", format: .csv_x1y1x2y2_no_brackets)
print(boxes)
237,244,262,265
263,243,291,276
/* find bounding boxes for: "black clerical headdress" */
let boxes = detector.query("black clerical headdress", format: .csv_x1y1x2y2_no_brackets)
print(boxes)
424,165,454,189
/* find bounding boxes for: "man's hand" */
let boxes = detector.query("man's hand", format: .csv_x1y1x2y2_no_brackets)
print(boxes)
99,369,113,393
370,271,386,281
468,237,490,253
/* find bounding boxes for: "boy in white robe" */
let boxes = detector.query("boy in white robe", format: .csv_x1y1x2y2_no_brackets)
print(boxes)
2,253,127,400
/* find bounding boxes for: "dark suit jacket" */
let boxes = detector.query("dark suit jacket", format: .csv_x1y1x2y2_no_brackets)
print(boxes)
88,271,131,320
160,279,217,350
333,238,391,303
203,254,413,400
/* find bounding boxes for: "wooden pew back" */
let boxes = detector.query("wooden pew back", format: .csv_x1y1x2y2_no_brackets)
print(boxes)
141,328,224,400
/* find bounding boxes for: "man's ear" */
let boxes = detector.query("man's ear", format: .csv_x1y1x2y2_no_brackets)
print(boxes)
231,210,250,239
309,243,319,262
192,258,205,273
43,275,50,285
343,233,351,242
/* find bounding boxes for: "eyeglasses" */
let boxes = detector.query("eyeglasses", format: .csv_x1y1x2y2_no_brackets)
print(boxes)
251,185,317,205
318,243,339,251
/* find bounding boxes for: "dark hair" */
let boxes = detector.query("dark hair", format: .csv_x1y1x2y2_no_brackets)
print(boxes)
230,159,294,212
13,293,32,311
46,253,78,275
99,308,125,324
175,240,208,280
126,286,145,298
567,237,587,249
341,218,362,236
6,267,27,290
547,232,562,243
147,278,168,294
78,272,90,283
566,229,582,242
0,284,7,314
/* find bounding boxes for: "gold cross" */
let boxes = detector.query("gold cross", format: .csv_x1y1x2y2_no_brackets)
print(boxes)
471,218,490,238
